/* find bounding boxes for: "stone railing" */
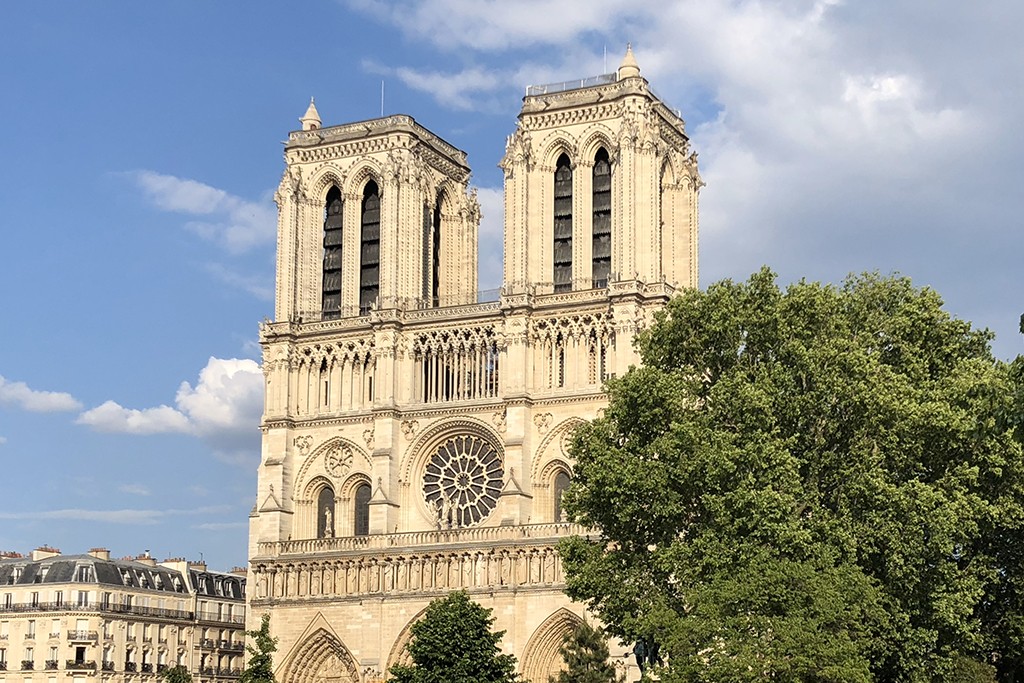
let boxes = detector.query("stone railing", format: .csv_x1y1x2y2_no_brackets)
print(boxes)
250,523,596,602
257,522,587,557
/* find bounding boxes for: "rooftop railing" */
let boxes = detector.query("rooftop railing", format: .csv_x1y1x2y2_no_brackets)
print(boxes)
526,73,616,96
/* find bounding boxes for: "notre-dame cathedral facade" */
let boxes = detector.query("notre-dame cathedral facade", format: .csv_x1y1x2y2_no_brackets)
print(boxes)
247,47,701,683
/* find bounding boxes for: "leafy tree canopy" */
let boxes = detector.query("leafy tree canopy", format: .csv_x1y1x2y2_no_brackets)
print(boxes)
240,613,278,683
158,665,193,683
390,590,519,683
550,620,621,683
561,268,1024,682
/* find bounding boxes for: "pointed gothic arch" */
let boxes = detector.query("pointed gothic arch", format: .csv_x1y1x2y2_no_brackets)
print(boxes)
386,605,430,673
520,608,585,683
280,627,360,683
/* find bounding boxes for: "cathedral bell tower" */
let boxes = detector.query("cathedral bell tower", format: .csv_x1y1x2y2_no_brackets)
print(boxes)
272,111,480,323
501,44,700,296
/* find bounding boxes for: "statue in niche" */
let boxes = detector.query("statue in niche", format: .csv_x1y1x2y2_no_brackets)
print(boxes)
323,507,334,538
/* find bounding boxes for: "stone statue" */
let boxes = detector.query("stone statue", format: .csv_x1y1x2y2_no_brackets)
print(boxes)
323,506,334,538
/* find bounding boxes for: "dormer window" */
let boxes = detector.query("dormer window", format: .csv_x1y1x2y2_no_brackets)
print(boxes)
122,570,132,586
153,575,163,590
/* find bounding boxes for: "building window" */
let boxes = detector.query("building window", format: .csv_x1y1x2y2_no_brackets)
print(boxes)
26,621,35,639
553,153,573,292
30,593,38,608
2,594,10,608
592,148,612,287
76,591,88,607
76,566,92,583
322,186,344,319
359,180,381,313
431,197,442,306
53,591,62,608
354,483,371,537
317,486,335,539
554,470,571,522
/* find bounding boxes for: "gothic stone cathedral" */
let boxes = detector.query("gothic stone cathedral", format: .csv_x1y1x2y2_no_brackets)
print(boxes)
248,47,701,683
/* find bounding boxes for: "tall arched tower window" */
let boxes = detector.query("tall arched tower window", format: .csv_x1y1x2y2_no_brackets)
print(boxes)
553,470,571,522
354,483,371,536
592,149,611,287
322,186,343,319
431,199,442,306
553,154,573,293
359,181,381,313
317,486,335,539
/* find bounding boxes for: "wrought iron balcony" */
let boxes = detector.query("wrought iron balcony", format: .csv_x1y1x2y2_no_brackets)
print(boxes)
67,660,96,671
66,630,98,641
21,660,33,670
141,662,153,673
124,661,137,672
45,659,58,670
102,661,115,671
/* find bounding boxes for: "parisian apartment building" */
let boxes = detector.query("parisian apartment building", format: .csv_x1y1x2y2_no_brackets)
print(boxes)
246,46,700,683
0,546,246,682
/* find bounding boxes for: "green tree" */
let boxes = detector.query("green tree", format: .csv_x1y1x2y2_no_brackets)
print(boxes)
550,620,621,683
240,613,277,683
389,590,519,683
560,269,1024,682
158,665,192,683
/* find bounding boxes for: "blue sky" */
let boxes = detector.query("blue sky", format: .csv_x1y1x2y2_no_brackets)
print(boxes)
1,1,1021,570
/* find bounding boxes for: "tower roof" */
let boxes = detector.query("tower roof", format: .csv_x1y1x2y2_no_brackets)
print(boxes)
617,43,641,80
300,97,321,130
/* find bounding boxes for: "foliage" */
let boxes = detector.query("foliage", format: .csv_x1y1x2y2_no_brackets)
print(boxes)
158,665,192,683
240,613,278,683
389,590,519,683
561,268,1024,682
550,620,621,683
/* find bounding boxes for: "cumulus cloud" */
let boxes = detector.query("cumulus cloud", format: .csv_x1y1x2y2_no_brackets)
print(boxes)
130,170,276,253
352,0,1024,358
77,402,191,435
77,357,264,462
0,375,82,412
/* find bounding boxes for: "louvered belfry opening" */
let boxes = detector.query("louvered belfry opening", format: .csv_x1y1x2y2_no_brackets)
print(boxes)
359,181,381,313
592,148,611,288
553,153,573,293
322,186,344,319
431,199,442,306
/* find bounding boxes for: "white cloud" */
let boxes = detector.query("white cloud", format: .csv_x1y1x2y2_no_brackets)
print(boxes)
0,436,6,445
354,0,1024,357
77,402,191,435
130,171,276,253
350,0,639,51
0,375,82,412
119,484,151,496
77,357,264,462
0,505,230,525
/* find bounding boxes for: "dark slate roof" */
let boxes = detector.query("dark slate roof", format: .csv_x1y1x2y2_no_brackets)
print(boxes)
0,554,188,592
189,569,246,601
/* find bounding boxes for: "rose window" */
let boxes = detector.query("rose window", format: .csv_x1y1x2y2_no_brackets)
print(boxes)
423,435,503,528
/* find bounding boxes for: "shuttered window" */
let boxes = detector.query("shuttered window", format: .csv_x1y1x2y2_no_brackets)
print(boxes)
592,148,611,287
553,154,573,292
322,187,343,319
359,181,381,313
